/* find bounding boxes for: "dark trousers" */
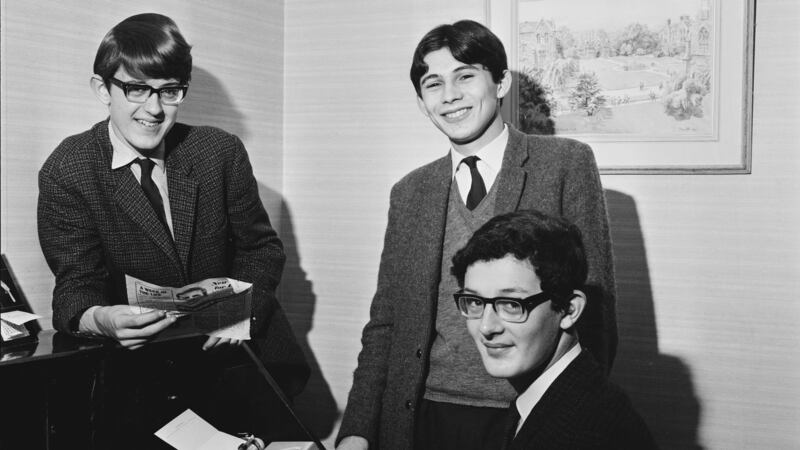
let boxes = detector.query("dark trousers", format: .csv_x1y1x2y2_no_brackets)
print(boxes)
414,398,508,450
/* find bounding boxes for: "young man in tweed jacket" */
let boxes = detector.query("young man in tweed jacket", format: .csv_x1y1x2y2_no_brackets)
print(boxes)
338,20,616,450
37,13,306,385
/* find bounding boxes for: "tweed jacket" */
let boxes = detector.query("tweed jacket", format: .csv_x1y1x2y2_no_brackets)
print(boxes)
37,120,308,393
505,350,656,450
338,126,617,449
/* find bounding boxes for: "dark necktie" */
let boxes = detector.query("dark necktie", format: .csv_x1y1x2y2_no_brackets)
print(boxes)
502,403,521,450
462,156,486,210
135,158,169,230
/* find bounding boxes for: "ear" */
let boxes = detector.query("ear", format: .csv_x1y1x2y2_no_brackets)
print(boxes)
90,75,111,105
416,95,430,118
496,69,512,100
559,290,586,330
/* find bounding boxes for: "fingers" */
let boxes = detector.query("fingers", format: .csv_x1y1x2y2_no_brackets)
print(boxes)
119,338,150,350
202,336,244,350
115,314,177,341
115,308,170,329
203,336,221,350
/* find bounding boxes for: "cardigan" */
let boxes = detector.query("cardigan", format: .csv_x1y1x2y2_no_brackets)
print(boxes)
338,126,617,449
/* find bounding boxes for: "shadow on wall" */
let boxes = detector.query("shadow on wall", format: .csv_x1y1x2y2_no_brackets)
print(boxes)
258,183,339,441
605,190,702,450
179,66,248,140
179,65,337,438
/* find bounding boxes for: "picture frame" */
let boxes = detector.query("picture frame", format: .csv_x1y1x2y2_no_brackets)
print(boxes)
487,0,755,174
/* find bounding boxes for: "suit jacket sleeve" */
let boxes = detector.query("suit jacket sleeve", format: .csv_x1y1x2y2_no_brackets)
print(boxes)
561,143,618,368
336,183,405,446
38,156,111,333
218,136,310,394
223,135,286,335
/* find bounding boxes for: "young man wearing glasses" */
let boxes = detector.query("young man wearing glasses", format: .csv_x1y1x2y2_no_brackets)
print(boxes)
451,210,654,449
338,20,615,450
37,12,307,430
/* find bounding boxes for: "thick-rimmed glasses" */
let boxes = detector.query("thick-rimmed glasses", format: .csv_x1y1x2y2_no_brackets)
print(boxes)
108,77,189,105
453,291,552,323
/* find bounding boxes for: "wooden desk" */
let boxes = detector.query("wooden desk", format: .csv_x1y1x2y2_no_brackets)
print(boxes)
0,327,314,449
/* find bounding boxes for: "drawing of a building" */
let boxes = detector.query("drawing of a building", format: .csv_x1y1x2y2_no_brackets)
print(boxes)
519,19,558,68
659,0,713,58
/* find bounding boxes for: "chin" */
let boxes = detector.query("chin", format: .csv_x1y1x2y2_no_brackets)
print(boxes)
482,360,520,379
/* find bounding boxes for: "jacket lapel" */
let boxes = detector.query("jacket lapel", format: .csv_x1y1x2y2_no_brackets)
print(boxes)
164,138,198,276
416,154,452,293
112,168,181,267
494,126,530,215
99,122,185,274
513,351,595,447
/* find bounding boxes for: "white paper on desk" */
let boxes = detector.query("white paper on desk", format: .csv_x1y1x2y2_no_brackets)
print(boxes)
155,409,245,450
125,275,251,340
0,310,42,326
0,310,41,340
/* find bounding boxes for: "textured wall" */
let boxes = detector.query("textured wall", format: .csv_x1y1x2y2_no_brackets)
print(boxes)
2,1,799,449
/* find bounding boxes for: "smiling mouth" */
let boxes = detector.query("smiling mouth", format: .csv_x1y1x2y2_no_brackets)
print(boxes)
136,119,161,128
483,341,512,351
442,107,470,120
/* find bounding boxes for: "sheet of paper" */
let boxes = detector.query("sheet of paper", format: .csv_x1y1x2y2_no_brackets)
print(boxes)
1,319,29,340
0,310,42,326
155,409,245,450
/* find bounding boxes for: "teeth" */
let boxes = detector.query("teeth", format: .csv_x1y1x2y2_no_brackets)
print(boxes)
137,120,158,128
444,108,469,119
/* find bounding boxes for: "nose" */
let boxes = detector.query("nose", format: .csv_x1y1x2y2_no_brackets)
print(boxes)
442,81,462,103
479,305,504,337
143,91,164,115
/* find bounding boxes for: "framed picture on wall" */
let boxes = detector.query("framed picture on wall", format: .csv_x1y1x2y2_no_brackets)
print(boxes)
486,0,755,174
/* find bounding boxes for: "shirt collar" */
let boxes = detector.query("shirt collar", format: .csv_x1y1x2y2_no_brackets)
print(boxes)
514,344,583,431
449,124,508,178
108,121,166,170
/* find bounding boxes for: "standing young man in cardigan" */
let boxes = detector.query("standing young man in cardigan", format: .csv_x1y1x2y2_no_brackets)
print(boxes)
338,20,617,450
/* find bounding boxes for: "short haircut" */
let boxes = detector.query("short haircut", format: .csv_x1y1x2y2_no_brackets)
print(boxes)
410,19,508,97
93,13,192,84
451,210,588,312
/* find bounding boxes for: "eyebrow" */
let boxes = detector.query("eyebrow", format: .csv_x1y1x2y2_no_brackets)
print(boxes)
419,64,482,86
461,287,533,296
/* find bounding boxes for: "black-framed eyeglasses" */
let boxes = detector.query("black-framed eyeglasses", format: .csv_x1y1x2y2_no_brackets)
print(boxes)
453,291,552,323
108,77,189,105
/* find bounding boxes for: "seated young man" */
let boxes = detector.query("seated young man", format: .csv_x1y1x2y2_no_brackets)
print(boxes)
451,210,656,449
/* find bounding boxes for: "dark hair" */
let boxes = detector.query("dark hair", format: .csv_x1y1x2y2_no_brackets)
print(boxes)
410,19,508,97
451,210,588,312
94,13,192,83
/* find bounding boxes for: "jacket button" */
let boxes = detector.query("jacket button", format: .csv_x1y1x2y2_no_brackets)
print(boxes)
405,400,412,410
416,348,423,358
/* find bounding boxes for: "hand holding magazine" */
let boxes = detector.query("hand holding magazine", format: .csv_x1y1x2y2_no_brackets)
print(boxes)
126,275,252,340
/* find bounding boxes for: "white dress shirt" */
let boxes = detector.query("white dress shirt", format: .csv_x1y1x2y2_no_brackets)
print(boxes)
513,344,583,436
108,122,174,237
450,124,509,204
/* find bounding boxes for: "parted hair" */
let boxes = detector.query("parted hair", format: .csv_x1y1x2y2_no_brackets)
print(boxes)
94,13,192,84
409,19,508,97
451,210,588,311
